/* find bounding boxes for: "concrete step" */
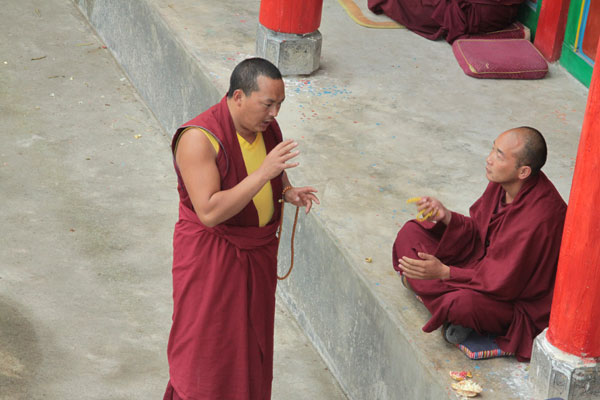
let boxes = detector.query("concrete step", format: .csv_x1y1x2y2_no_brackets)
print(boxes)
72,0,588,399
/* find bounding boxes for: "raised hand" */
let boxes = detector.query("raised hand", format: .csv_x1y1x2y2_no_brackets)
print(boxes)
415,196,451,225
259,139,300,181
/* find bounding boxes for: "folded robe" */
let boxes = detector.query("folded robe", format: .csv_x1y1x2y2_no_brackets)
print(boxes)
393,172,566,361
368,0,525,43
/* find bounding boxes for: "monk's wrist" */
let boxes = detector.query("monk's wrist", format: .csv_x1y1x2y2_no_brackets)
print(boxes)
441,265,451,280
282,185,293,202
442,211,452,226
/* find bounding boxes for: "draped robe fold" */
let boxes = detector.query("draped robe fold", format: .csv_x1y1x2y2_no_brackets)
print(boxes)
167,96,283,399
393,173,566,361
368,0,525,43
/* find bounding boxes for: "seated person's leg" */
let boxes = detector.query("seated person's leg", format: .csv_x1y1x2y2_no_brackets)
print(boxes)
392,221,446,296
392,221,441,274
425,289,514,340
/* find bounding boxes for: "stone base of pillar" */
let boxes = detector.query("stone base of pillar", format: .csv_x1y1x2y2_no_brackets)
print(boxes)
256,23,321,76
530,328,600,400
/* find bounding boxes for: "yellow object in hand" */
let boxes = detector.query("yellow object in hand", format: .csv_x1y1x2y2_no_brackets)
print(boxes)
407,197,437,221
416,209,437,222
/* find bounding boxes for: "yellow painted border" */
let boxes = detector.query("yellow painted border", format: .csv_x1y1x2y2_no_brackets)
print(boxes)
337,0,404,29
455,39,548,75
573,0,587,50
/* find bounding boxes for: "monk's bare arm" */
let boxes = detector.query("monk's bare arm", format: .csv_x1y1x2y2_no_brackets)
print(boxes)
176,129,299,227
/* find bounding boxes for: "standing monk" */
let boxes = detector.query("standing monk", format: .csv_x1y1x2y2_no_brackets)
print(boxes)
393,127,566,361
164,58,319,400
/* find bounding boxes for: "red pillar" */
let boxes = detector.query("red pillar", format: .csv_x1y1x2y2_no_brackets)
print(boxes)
546,39,600,357
259,0,323,34
533,0,570,61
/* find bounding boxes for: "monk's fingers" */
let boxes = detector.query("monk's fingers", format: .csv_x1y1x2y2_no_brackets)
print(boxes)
397,260,412,275
294,191,317,204
417,252,436,261
297,187,319,197
416,196,430,206
416,203,430,213
280,149,300,162
281,161,300,170
304,200,312,214
273,139,297,152
302,193,320,206
402,268,423,279
401,255,422,266
400,257,426,273
307,193,320,204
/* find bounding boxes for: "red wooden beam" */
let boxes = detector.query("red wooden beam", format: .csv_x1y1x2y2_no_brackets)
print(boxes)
547,39,600,357
534,0,571,61
259,0,323,34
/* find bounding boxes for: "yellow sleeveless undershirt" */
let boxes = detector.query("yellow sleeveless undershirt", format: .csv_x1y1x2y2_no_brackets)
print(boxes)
179,127,274,227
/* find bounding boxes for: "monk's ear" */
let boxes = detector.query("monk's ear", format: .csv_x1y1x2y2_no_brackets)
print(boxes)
231,89,245,106
518,165,532,180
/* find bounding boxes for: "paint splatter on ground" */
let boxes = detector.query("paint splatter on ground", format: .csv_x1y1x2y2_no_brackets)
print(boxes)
285,79,353,100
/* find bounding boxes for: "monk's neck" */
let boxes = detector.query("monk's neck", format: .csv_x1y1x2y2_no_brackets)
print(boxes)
227,98,257,144
238,131,257,144
502,180,525,204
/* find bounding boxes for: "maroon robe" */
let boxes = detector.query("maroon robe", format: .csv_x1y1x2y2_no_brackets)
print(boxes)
166,96,284,399
368,0,524,43
393,172,566,361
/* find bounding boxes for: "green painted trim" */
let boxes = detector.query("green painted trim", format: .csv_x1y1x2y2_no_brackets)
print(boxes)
518,1,541,41
559,0,592,87
563,0,585,46
560,42,593,87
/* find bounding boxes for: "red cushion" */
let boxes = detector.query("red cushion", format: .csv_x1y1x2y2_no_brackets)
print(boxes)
452,39,548,80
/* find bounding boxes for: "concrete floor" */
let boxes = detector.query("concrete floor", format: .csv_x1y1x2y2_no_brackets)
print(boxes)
2,0,591,399
0,1,345,399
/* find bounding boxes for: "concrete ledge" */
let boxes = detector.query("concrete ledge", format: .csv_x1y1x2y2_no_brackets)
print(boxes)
277,211,447,399
74,0,221,133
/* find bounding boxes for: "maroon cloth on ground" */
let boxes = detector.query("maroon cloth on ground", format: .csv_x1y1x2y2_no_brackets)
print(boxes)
392,172,566,361
465,21,525,39
166,96,284,400
368,0,524,43
452,38,548,79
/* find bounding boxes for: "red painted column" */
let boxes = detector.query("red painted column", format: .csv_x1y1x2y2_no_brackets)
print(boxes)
259,0,323,34
533,0,570,61
546,39,600,357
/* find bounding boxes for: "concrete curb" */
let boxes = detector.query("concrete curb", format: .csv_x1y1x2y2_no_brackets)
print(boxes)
276,210,447,399
74,0,221,133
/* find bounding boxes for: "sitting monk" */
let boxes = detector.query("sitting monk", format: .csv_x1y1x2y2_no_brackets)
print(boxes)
393,127,566,361
368,0,525,43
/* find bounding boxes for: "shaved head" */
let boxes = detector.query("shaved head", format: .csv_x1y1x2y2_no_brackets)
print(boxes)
510,126,547,176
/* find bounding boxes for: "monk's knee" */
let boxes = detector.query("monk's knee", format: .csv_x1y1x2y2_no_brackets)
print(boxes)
393,222,423,271
445,291,480,328
445,290,512,334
